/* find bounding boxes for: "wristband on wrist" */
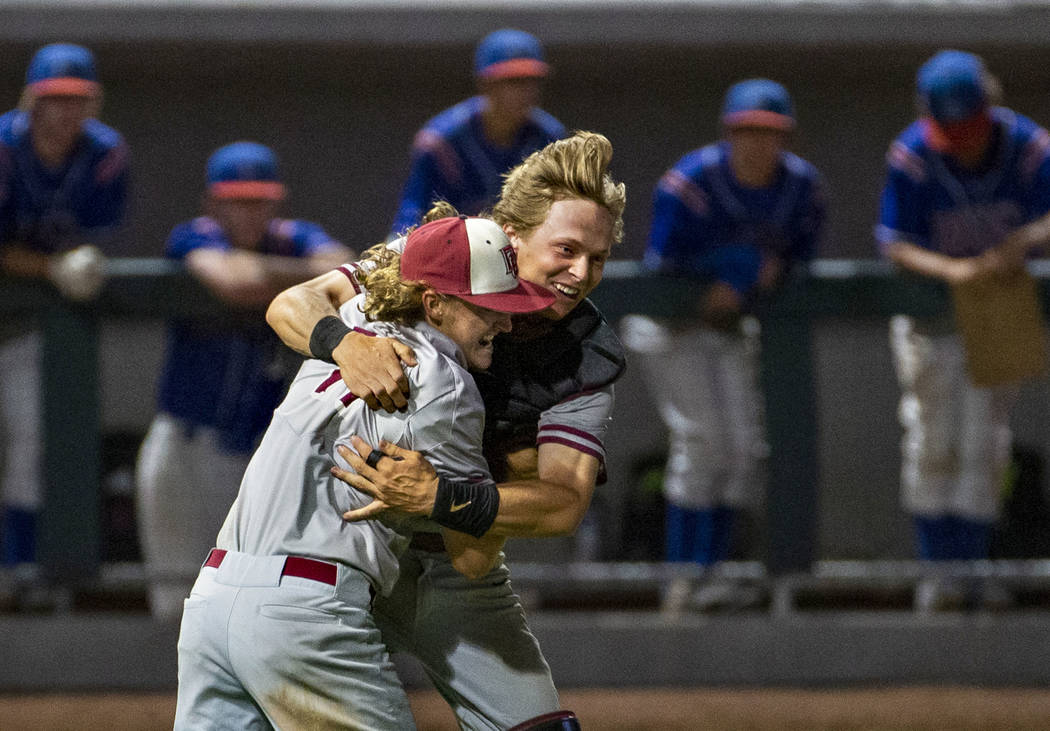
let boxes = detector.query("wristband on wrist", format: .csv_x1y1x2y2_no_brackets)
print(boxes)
309,315,352,363
430,477,500,538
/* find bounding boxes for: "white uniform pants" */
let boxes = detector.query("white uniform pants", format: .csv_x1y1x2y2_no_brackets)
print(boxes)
0,331,43,511
175,550,413,730
374,547,558,730
889,316,1017,521
136,413,252,620
620,315,767,510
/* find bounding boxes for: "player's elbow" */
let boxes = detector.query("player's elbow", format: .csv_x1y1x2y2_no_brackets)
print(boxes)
548,492,592,537
265,287,293,332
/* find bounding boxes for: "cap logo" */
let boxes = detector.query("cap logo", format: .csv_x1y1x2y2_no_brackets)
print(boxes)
500,245,518,277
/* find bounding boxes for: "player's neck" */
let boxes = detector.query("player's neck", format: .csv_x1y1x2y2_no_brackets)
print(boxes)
32,132,78,169
480,106,521,147
728,157,778,189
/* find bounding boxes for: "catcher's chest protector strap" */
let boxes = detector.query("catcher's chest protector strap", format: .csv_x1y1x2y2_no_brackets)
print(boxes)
476,299,626,464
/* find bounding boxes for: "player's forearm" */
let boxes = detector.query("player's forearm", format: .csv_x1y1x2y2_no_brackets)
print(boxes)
0,245,52,279
266,270,352,356
486,478,592,537
255,250,351,292
886,240,972,282
1001,211,1050,258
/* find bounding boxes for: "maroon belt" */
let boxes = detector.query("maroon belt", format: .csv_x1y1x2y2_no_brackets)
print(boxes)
409,532,446,553
204,548,338,586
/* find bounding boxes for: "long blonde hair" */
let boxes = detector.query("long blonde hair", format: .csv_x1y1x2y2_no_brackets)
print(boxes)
492,131,626,244
359,201,461,324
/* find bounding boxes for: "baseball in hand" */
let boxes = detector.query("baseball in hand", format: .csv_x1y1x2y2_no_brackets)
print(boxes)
50,244,106,301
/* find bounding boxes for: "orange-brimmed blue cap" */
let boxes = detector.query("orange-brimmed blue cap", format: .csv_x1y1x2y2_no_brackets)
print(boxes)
721,79,795,131
474,29,549,80
25,43,100,98
206,142,287,201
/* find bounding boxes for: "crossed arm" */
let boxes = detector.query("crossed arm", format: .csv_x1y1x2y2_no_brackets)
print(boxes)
266,272,602,539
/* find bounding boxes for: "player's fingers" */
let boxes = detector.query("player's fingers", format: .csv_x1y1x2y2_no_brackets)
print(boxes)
330,464,379,498
391,340,418,369
346,436,383,467
375,440,416,461
342,500,388,522
336,442,370,470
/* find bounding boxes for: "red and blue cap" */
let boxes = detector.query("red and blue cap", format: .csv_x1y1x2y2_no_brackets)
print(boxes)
721,79,795,131
917,50,992,152
474,29,549,81
25,43,100,98
206,141,287,201
401,216,555,314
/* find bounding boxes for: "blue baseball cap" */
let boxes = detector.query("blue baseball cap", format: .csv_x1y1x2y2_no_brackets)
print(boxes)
721,79,795,131
25,43,99,98
917,50,988,123
474,29,549,80
206,142,286,200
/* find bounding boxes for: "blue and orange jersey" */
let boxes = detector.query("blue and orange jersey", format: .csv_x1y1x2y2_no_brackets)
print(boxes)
877,107,1050,258
644,140,825,297
158,216,341,454
390,96,565,236
0,109,127,253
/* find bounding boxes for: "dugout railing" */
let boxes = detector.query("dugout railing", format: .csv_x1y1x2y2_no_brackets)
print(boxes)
5,258,1050,613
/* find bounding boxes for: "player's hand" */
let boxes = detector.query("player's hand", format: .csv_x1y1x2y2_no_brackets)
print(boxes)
699,281,743,331
335,436,439,520
49,245,106,301
333,333,417,412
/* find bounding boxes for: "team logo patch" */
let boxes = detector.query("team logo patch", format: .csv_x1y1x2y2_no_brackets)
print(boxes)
500,245,518,276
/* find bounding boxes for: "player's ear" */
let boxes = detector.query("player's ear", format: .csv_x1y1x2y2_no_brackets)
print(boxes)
501,223,521,250
421,289,446,325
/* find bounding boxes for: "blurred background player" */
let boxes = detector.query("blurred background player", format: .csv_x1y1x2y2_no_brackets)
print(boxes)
175,215,554,729
135,141,349,621
621,79,825,614
877,50,1050,612
389,28,565,235
0,43,128,609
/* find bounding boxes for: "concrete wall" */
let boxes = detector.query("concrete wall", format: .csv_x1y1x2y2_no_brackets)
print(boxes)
5,4,1050,563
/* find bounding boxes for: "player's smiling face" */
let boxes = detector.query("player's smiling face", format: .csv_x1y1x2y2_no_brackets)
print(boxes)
505,198,614,321
429,295,513,371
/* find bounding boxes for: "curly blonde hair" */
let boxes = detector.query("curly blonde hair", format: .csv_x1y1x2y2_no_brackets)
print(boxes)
359,201,461,324
491,131,626,244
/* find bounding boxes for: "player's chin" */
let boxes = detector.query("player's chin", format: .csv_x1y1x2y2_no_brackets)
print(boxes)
466,344,494,371
540,297,578,321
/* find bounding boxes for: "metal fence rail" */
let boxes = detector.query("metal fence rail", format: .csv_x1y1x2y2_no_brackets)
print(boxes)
3,258,1048,597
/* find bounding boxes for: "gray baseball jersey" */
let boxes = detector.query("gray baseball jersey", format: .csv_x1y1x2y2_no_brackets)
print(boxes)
215,293,495,596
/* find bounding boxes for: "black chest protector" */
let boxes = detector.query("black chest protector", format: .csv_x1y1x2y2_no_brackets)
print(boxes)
474,299,626,480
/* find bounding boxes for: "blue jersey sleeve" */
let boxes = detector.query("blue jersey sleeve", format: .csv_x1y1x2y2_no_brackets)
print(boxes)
283,219,339,256
644,162,715,274
165,219,224,260
877,135,931,255
1018,125,1050,220
391,146,443,236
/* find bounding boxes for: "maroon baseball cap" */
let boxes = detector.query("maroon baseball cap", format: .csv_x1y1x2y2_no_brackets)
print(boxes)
401,216,555,314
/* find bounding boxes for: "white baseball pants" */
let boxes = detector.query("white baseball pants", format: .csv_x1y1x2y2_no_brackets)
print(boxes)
175,550,414,730
889,316,1018,521
136,412,251,621
0,331,43,511
620,314,768,510
374,547,559,730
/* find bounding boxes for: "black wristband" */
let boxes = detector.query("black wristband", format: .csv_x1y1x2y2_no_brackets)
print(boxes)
309,315,352,363
430,477,500,538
